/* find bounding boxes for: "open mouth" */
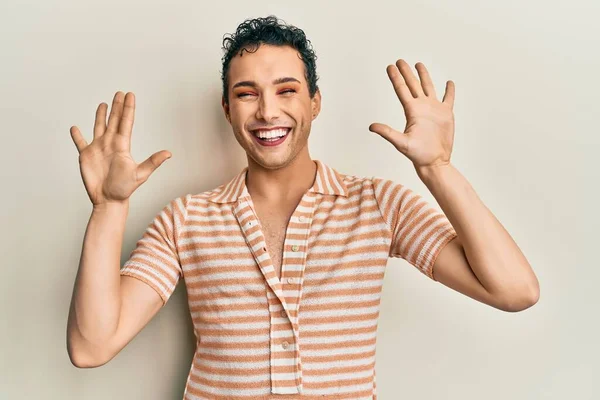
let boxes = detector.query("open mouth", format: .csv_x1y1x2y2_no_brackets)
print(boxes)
250,127,291,146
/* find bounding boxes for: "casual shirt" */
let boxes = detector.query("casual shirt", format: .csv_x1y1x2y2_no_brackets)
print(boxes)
120,159,457,400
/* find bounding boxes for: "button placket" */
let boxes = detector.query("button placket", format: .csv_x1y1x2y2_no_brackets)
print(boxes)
281,200,313,372
237,199,297,393
235,199,286,309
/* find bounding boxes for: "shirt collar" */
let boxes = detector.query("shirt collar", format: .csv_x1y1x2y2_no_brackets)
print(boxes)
207,159,349,204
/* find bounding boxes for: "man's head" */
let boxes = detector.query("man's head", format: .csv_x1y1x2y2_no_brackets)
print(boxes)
221,16,321,170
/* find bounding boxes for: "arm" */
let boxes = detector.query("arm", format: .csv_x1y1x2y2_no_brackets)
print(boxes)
67,91,172,367
418,163,539,312
369,59,539,312
66,201,163,367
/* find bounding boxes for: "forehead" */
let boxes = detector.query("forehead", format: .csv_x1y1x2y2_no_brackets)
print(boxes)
228,44,306,87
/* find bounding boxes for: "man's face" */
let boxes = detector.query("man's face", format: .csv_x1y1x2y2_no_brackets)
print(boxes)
222,44,321,170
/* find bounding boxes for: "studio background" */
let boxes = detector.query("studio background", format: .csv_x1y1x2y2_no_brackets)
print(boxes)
1,0,598,399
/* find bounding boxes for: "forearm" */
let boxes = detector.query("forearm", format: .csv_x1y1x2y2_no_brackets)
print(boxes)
416,163,539,303
67,201,129,363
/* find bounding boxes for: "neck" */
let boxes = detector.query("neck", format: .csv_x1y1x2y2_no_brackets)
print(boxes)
245,150,317,203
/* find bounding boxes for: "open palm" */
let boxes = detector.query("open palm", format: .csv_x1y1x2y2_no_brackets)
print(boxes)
70,92,171,206
369,59,456,169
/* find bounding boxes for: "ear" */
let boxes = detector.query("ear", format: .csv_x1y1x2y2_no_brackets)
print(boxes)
222,96,231,123
311,89,322,120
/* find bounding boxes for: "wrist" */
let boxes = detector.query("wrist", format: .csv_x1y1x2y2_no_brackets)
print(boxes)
415,162,453,182
92,199,130,214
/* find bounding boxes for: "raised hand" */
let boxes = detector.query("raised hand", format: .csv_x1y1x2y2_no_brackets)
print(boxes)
70,92,172,207
369,60,456,171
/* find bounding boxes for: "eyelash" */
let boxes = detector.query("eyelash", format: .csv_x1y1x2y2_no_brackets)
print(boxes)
237,89,296,98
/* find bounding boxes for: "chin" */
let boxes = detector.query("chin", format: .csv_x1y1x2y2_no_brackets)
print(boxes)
250,153,294,170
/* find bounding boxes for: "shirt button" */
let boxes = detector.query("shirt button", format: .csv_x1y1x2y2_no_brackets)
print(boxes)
287,277,295,284
298,216,305,222
280,310,286,317
291,245,299,252
281,341,289,349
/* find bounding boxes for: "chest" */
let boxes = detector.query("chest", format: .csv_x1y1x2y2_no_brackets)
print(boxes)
252,201,298,280
185,194,391,332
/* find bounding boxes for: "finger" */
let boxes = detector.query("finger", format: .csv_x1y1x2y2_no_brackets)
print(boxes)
93,103,108,139
395,59,424,98
369,123,409,155
386,65,412,109
118,92,135,138
136,150,172,184
106,91,125,134
442,80,455,109
415,62,438,99
70,126,88,153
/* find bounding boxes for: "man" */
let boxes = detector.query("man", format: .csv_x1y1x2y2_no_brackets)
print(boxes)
67,16,539,400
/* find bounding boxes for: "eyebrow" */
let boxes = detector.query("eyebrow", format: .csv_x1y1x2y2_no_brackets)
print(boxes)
231,77,301,90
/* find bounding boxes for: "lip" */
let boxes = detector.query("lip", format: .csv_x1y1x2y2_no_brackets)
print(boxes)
250,127,291,147
250,126,291,132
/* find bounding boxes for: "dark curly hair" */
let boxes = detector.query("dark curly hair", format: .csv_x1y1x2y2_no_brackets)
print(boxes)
221,15,319,105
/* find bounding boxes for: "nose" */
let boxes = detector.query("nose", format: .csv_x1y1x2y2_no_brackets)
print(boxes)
255,92,280,122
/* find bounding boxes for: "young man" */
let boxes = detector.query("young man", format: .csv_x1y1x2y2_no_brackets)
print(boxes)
67,16,539,400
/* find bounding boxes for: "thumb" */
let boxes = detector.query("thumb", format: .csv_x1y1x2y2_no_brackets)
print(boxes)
136,150,172,183
369,123,409,155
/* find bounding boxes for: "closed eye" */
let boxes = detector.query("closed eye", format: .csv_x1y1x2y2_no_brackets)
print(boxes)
236,89,296,98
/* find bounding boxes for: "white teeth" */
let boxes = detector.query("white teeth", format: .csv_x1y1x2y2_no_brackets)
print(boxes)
253,128,289,139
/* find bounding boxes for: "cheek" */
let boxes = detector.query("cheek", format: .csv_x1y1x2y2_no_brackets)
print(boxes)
285,99,312,120
229,105,251,126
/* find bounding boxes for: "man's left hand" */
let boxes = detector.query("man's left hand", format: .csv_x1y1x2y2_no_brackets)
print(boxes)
369,59,456,172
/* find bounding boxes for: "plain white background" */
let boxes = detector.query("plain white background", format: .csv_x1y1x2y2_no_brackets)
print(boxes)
1,0,598,398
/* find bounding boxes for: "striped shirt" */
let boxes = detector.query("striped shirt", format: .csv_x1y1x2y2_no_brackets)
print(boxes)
120,159,457,400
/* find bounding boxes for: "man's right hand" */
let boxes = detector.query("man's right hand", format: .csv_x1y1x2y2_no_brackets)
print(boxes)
70,91,172,207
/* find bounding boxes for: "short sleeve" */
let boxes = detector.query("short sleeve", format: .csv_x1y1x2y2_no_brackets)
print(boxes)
372,177,457,280
120,195,189,304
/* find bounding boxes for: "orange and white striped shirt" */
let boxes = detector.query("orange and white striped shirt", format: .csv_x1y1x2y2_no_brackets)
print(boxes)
120,159,457,400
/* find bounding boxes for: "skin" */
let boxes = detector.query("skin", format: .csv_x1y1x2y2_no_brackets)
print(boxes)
369,60,540,312
222,44,322,203
67,92,170,368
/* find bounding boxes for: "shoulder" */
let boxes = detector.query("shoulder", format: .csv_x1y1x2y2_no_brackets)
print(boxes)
181,181,232,209
328,169,374,199
335,168,409,196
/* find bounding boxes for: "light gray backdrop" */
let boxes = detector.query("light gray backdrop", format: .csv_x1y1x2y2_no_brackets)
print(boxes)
1,0,598,399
